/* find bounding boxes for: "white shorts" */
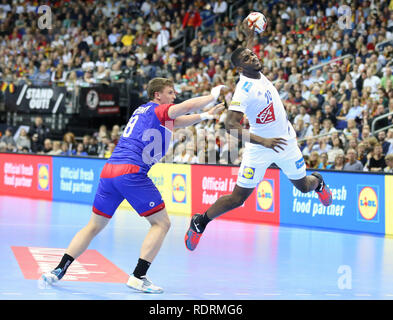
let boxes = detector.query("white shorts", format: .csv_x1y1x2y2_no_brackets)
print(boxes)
237,138,306,189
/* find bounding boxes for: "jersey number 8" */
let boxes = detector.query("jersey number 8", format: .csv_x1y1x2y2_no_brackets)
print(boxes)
123,115,139,138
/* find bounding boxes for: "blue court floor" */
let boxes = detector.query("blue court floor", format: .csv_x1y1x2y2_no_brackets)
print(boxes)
1,195,393,300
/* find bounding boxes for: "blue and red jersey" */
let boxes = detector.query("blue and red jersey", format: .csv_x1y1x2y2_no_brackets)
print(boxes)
107,102,174,173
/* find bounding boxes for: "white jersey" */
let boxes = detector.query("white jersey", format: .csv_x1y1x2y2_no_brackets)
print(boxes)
229,72,296,145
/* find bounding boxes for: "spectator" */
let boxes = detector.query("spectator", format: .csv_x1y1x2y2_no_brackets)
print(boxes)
182,4,202,44
29,116,50,147
42,138,53,154
32,64,51,86
343,148,364,171
317,152,332,169
47,141,62,156
377,130,391,155
60,142,71,156
87,136,99,156
75,143,88,156
366,143,386,172
308,151,320,169
384,154,393,173
0,127,16,152
331,154,345,170
16,128,31,152
63,132,77,154
357,142,368,166
104,142,116,158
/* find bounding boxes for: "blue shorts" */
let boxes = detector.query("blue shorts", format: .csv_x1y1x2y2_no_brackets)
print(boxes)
92,163,165,219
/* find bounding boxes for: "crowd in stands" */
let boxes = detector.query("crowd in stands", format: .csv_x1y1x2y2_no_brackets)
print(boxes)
1,0,393,173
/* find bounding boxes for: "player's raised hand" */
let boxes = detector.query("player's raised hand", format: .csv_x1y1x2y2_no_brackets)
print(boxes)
261,137,287,153
242,17,256,37
210,85,227,101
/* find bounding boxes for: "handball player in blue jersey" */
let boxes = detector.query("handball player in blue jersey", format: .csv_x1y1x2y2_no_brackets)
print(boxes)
42,78,225,293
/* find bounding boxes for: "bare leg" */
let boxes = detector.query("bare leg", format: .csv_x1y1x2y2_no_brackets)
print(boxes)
290,175,320,193
206,185,255,220
65,213,110,259
139,208,171,262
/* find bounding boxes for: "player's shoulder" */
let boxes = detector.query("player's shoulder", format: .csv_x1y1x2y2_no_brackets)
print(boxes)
234,76,256,96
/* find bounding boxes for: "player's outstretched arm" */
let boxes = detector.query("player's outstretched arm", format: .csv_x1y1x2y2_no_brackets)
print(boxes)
168,85,226,119
173,103,225,128
242,17,255,50
225,110,287,153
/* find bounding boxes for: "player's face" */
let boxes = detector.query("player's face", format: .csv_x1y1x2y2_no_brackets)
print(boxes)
238,49,262,72
157,86,176,104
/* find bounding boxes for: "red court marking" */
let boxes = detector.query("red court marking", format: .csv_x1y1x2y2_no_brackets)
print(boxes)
11,246,129,283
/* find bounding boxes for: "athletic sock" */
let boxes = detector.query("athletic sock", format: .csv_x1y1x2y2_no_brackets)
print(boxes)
54,253,74,279
197,212,212,229
133,258,151,279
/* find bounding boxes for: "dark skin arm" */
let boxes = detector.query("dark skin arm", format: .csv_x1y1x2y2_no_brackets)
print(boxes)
225,110,287,152
242,17,255,50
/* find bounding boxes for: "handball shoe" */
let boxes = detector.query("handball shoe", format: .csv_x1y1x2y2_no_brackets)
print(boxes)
41,268,63,285
185,214,204,251
126,275,163,294
312,172,332,206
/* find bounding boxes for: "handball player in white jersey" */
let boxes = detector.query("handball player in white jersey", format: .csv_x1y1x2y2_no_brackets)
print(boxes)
185,21,332,251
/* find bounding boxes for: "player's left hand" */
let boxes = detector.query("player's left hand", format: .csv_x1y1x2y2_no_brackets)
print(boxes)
242,17,256,37
207,102,225,116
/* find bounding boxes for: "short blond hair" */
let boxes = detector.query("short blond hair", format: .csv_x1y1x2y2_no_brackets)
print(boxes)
147,78,174,100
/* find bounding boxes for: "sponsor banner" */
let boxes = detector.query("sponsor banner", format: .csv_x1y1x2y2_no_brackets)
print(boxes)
191,165,280,224
279,170,385,235
52,157,105,204
79,86,120,116
119,163,192,216
385,175,393,236
12,246,128,282
0,153,52,200
5,85,67,114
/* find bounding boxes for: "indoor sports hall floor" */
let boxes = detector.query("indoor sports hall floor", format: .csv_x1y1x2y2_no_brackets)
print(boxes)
2,195,393,300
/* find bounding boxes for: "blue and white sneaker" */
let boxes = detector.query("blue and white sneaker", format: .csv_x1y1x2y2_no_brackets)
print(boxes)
41,268,64,285
126,275,163,294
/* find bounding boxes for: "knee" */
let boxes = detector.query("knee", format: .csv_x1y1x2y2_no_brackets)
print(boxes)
154,215,171,233
87,223,104,236
296,184,310,194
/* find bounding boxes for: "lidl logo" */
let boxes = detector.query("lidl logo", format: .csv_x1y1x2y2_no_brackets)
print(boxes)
38,164,50,191
242,166,255,179
357,185,379,222
256,179,274,212
172,174,187,203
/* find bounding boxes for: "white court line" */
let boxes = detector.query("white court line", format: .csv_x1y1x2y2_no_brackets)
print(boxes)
354,293,371,297
1,292,22,295
295,293,312,296
107,292,122,295
263,293,281,296
171,293,190,296
71,292,88,295
204,293,221,296
325,293,341,296
38,292,56,295
385,294,393,297
235,293,250,296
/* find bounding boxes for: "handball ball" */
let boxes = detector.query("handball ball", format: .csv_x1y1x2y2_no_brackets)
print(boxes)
246,12,267,34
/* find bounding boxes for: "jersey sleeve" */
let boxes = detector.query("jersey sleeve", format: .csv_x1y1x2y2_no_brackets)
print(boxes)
155,103,175,125
228,82,251,114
